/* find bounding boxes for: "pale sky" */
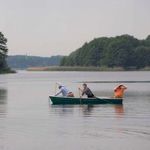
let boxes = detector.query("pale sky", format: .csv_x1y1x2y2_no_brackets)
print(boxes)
0,0,150,56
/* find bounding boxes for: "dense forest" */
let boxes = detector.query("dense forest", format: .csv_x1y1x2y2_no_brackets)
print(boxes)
7,55,63,69
0,32,12,73
61,35,150,69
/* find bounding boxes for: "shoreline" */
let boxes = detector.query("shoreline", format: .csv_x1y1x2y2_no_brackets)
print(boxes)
0,68,16,74
26,66,150,72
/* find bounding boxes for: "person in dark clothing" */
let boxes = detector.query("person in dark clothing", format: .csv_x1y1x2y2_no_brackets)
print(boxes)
79,83,95,98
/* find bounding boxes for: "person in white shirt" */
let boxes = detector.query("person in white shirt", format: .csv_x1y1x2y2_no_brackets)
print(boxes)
55,85,74,97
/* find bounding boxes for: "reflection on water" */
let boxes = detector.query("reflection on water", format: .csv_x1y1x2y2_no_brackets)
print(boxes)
0,88,7,115
0,88,7,150
0,71,150,150
81,105,95,116
50,104,124,118
50,105,74,116
114,105,124,117
0,88,7,105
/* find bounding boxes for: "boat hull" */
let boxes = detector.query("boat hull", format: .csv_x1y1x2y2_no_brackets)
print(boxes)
49,96,123,105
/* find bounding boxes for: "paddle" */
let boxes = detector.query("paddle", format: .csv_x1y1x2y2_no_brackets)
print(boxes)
54,82,62,96
78,87,82,104
54,82,57,95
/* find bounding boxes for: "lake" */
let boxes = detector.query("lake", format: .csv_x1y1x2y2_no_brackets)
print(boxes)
0,71,150,150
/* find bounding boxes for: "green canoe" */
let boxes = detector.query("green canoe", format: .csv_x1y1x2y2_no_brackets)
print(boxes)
49,96,123,105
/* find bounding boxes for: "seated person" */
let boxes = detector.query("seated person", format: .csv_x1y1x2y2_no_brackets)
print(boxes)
79,83,95,98
114,85,127,98
55,85,74,97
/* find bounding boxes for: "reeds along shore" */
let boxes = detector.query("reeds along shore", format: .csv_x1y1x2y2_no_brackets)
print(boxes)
26,66,150,72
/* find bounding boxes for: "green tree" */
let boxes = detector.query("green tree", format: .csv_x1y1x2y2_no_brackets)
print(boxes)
144,35,150,47
60,34,150,69
134,46,150,68
0,32,8,72
103,35,139,68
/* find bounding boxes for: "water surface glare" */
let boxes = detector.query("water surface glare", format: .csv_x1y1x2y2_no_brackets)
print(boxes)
0,71,150,150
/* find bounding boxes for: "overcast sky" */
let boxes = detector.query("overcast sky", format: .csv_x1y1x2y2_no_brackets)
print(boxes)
0,0,150,56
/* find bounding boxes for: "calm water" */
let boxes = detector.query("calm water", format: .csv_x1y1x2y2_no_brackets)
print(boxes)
0,71,150,150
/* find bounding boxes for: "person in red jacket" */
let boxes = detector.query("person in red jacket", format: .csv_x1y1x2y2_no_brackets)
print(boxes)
114,85,127,98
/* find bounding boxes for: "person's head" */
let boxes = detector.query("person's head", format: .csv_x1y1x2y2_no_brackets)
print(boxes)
82,83,87,89
118,85,123,88
58,85,62,89
118,85,127,89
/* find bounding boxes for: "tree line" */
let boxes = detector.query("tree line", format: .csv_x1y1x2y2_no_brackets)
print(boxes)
60,34,150,69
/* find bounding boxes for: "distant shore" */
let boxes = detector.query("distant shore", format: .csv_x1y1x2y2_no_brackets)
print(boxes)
26,66,150,72
0,69,16,74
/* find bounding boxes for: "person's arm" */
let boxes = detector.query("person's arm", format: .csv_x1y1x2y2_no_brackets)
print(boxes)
55,89,62,96
82,91,84,96
82,88,86,96
78,88,85,96
122,85,127,89
114,88,117,92
114,86,119,92
78,88,82,92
